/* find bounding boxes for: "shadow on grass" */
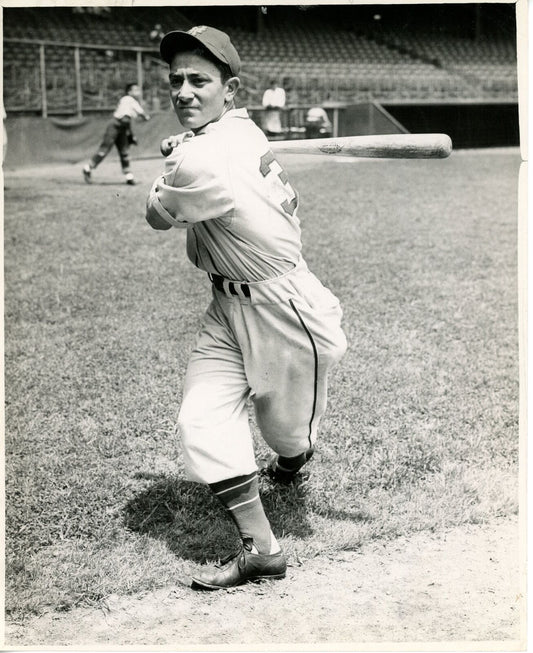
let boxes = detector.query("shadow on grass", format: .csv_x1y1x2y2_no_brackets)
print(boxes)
122,472,315,563
80,179,142,187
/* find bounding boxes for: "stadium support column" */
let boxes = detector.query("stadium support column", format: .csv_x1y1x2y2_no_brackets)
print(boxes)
137,51,144,102
256,6,265,34
74,47,82,118
331,108,339,137
474,4,482,40
39,44,47,119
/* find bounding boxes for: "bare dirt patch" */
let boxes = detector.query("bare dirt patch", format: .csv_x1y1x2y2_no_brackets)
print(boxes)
5,516,523,649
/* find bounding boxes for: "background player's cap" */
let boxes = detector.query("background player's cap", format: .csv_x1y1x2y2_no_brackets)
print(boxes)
160,25,241,76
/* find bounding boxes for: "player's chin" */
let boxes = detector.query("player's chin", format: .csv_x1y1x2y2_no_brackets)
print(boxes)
175,109,200,129
178,117,203,131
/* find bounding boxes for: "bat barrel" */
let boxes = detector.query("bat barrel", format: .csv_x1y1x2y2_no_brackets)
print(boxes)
271,133,453,159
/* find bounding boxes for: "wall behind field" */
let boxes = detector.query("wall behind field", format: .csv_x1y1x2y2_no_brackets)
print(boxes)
383,102,520,149
3,110,184,169
337,103,407,136
334,101,520,147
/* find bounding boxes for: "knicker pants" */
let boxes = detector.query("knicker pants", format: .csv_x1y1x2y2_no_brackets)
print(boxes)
178,260,347,484
90,118,131,172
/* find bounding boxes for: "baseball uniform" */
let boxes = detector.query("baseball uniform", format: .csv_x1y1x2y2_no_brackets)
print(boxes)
147,107,347,484
83,88,149,184
261,85,286,135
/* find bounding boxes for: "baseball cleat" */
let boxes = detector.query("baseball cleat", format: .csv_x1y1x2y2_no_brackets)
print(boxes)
82,166,92,183
191,539,287,590
263,446,315,484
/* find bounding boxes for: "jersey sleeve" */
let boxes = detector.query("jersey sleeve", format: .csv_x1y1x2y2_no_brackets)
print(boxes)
145,175,188,229
150,144,235,226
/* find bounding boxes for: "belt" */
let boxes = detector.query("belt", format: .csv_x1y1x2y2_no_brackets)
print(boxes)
209,273,251,298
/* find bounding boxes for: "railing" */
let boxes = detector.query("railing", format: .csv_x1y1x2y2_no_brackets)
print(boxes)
3,37,261,117
3,37,519,117
3,37,160,116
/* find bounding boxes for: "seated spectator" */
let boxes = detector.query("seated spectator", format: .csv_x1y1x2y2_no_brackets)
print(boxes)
150,24,165,42
304,106,332,139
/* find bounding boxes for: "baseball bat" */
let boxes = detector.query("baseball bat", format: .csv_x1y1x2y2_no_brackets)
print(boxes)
270,133,452,158
160,133,452,159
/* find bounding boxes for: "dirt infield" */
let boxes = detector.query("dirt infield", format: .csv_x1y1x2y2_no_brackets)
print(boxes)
5,516,523,648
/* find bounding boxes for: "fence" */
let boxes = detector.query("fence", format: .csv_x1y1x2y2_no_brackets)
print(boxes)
3,38,169,116
3,37,263,116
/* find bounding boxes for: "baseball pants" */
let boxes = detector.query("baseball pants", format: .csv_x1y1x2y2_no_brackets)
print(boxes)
90,118,132,173
178,258,347,484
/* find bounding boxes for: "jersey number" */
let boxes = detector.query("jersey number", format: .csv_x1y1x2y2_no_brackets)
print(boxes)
259,150,298,216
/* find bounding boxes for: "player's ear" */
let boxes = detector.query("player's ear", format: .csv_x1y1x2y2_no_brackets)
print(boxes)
224,76,240,103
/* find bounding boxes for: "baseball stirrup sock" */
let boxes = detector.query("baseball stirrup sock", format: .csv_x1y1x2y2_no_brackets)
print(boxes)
276,447,314,474
209,472,279,555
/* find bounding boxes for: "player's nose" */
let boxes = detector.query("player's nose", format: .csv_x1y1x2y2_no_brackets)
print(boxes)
177,80,194,101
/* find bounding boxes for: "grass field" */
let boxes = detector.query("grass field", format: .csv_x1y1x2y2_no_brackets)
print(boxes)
3,148,521,621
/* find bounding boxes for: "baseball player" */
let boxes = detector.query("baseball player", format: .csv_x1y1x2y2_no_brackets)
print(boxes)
82,83,150,185
261,78,286,136
146,26,347,590
305,106,332,139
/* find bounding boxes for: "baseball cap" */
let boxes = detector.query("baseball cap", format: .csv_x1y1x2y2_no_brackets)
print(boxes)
160,25,241,76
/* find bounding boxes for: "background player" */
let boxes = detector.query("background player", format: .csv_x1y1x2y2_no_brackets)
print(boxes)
261,78,286,137
146,25,347,590
82,83,150,185
304,105,333,139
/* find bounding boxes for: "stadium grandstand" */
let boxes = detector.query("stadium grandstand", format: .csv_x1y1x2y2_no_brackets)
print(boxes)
2,4,519,154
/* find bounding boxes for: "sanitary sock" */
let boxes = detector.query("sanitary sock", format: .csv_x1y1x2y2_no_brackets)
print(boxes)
209,472,280,555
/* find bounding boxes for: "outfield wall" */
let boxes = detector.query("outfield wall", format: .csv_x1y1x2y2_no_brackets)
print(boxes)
336,101,520,147
3,101,520,169
331,103,407,137
3,110,184,169
382,102,520,149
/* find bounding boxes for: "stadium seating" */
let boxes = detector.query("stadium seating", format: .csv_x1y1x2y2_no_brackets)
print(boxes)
2,7,518,114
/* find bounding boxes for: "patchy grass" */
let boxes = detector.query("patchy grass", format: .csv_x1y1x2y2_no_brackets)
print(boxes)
3,150,520,620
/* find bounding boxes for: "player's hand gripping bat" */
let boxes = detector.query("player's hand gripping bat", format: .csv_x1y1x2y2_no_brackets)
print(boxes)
160,133,452,159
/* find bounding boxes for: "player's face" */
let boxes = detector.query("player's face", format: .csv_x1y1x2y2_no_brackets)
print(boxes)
128,85,141,100
169,52,238,131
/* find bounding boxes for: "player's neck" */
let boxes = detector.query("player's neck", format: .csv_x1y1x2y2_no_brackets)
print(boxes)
191,102,236,134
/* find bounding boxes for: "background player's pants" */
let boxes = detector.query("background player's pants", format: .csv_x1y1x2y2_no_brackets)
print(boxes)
178,259,347,484
89,118,131,173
